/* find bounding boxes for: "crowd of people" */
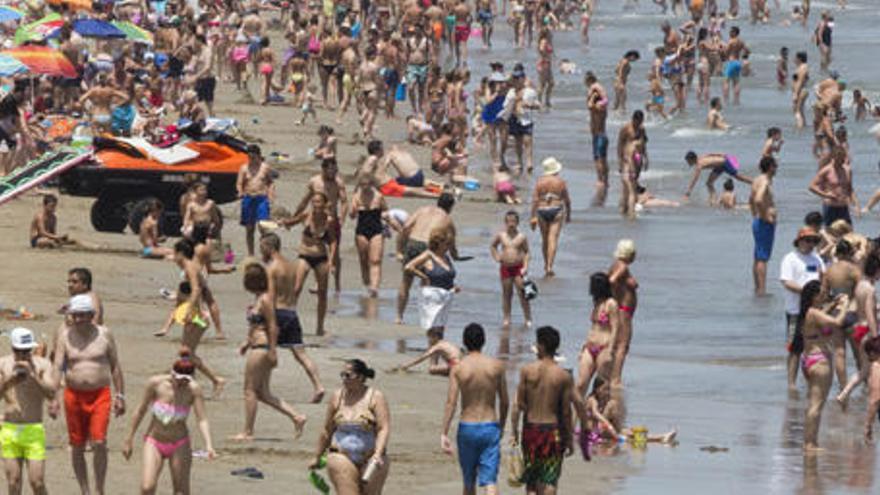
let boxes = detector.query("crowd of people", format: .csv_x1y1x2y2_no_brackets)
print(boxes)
3,0,880,492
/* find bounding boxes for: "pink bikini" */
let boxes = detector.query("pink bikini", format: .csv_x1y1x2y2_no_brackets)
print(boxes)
145,401,192,458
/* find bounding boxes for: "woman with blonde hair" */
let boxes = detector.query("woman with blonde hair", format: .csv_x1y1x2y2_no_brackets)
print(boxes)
404,228,458,332
608,239,638,387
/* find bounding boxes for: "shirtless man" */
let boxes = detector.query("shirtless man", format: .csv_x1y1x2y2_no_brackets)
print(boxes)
441,323,508,495
138,200,173,259
236,144,274,257
761,127,784,159
0,327,58,495
77,74,128,133
476,0,496,48
722,26,749,105
294,157,349,293
397,193,458,324
616,110,647,219
809,146,853,226
54,295,125,495
182,182,216,238
749,156,778,296
65,268,104,326
490,211,532,328
360,141,439,199
707,97,729,131
585,72,609,206
405,25,431,115
29,195,70,249
684,151,753,205
188,34,216,116
613,50,640,113
511,326,587,494
791,51,809,129
260,233,325,403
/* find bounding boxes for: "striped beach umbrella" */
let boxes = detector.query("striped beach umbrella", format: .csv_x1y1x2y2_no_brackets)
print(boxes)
0,54,26,77
2,46,77,78
0,6,24,23
14,13,64,46
111,21,154,44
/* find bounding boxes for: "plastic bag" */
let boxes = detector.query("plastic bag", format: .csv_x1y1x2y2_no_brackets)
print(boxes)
506,441,524,487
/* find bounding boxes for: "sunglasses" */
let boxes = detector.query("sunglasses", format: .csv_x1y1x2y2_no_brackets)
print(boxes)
340,371,358,380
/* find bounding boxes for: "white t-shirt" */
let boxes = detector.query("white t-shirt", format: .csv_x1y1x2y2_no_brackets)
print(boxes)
779,250,825,315
500,86,539,126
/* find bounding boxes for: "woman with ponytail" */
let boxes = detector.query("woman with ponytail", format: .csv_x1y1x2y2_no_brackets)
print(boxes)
122,347,216,494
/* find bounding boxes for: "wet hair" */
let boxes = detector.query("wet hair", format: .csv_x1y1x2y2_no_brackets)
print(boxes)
589,272,613,303
536,326,560,355
584,71,597,85
148,199,164,213
367,139,383,155
261,232,281,252
318,125,334,135
730,26,740,36
463,323,485,351
710,97,722,109
636,185,647,194
864,336,880,360
804,211,823,228
632,110,644,123
346,358,376,379
173,346,196,375
191,222,210,245
685,151,698,163
505,210,520,222
178,281,192,295
767,127,781,138
780,46,789,56
428,227,450,252
796,51,807,63
174,239,195,259
43,194,58,206
864,254,880,279
835,239,853,258
260,37,270,48
321,157,337,170
625,50,640,60
68,268,93,290
243,262,269,293
437,192,456,213
759,156,777,173
798,280,823,324
723,178,734,191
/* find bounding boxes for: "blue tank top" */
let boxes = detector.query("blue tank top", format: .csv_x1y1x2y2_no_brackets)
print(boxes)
482,94,506,124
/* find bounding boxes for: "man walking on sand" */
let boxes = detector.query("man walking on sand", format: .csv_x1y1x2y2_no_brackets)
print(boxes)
54,295,125,495
441,323,509,495
0,327,59,495
490,211,532,328
512,326,587,494
397,193,458,324
260,233,326,404
749,156,778,296
237,144,275,257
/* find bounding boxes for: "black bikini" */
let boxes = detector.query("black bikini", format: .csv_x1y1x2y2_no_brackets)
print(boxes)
299,222,331,269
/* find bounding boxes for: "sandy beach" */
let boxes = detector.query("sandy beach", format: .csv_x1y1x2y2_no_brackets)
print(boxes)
0,75,630,493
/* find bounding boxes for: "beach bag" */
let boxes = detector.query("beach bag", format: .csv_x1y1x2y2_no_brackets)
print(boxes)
111,103,135,136
395,81,407,101
506,441,524,487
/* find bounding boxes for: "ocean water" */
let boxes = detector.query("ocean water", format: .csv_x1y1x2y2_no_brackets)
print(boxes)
338,0,880,491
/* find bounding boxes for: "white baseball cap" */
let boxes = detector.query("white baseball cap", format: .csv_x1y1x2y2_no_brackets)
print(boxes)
9,327,37,351
68,294,95,314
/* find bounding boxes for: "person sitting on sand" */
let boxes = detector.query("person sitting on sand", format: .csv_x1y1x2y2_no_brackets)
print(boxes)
406,114,435,145
719,179,736,209
314,125,337,161
391,327,462,376
310,359,391,492
493,168,520,204
683,151,753,205
30,194,73,249
139,200,174,259
359,140,441,199
122,347,216,493
707,97,729,131
584,378,677,448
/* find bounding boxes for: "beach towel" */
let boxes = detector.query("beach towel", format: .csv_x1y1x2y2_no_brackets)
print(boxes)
419,286,453,330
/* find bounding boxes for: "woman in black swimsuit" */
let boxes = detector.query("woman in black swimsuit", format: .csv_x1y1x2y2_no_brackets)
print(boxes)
283,191,338,336
232,262,306,441
350,175,389,298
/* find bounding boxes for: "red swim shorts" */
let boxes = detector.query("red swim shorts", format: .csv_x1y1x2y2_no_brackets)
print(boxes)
64,387,111,447
380,179,406,198
500,264,523,280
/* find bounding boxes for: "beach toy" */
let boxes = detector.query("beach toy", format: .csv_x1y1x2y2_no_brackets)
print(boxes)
631,426,648,449
463,180,480,191
395,81,407,102
173,302,207,329
224,247,235,264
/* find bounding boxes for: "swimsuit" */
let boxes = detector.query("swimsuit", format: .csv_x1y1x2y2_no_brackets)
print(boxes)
240,194,271,226
536,206,563,223
585,343,606,361
619,305,636,317
0,423,46,461
752,218,775,262
355,209,384,239
849,325,870,345
457,422,501,489
801,350,828,376
276,308,304,347
425,255,456,290
300,254,329,269
822,205,851,227
404,239,428,264
380,179,407,198
722,155,740,176
145,435,190,458
396,170,425,187
723,59,742,80
64,387,111,447
500,263,523,280
520,423,564,487
592,133,608,160
331,388,378,466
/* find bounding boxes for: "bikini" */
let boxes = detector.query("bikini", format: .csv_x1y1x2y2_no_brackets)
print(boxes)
536,192,563,222
584,309,611,360
299,223,331,269
355,209,384,240
144,401,191,459
424,255,456,290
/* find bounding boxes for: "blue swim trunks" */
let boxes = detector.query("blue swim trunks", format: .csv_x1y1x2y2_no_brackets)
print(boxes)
724,60,742,80
722,154,740,176
457,422,501,489
141,246,154,258
752,217,775,262
592,133,608,160
240,194,270,226
397,169,424,187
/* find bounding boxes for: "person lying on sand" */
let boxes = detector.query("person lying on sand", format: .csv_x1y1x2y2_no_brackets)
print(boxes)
636,185,680,209
389,328,462,376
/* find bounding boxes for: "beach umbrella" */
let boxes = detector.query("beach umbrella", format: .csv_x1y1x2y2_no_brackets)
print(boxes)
0,6,24,23
2,46,77,78
111,21,153,45
13,13,63,45
73,18,126,39
0,54,26,76
46,0,94,11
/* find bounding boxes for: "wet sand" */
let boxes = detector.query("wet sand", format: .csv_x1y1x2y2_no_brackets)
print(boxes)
0,78,630,492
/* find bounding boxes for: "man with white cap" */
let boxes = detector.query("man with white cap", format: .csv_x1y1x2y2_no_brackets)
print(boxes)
0,327,58,495
529,158,570,277
53,295,125,495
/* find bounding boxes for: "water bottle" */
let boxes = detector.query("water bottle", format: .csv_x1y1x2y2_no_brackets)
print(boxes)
361,457,380,483
309,470,330,494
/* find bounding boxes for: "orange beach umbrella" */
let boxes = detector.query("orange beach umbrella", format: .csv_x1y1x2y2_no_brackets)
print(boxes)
1,46,77,78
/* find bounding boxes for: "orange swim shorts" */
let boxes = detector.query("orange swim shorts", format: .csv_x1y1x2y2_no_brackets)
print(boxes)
64,387,111,447
380,179,406,198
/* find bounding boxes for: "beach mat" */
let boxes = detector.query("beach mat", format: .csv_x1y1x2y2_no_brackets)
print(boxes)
0,148,91,207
